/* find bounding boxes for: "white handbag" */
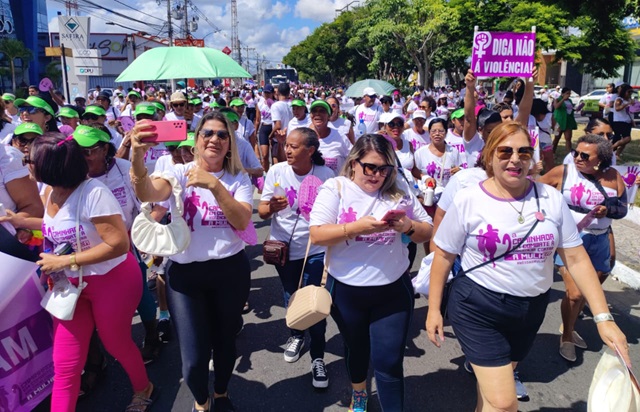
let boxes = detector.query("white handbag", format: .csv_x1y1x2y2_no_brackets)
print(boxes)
40,180,90,321
131,173,191,257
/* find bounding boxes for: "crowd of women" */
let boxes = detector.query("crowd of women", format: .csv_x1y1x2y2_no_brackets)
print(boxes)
0,71,637,412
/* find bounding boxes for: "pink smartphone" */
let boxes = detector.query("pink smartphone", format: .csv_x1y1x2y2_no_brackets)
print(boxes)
140,120,188,143
381,210,406,222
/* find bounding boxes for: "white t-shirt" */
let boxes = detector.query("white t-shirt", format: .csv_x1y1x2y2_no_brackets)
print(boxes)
234,132,262,170
406,100,418,114
0,145,29,212
435,182,582,297
310,176,431,286
329,117,352,142
395,136,415,175
42,179,127,278
141,143,170,171
105,106,121,123
354,103,383,134
260,162,335,259
94,158,140,230
271,100,293,133
391,99,404,116
600,92,615,115
0,123,16,145
414,144,462,188
318,129,352,173
287,115,311,135
162,163,254,263
153,154,177,174
165,111,200,130
529,114,553,147
403,128,430,151
445,130,466,160
257,97,273,126
438,167,487,212
613,98,632,123
237,115,256,143
463,132,484,169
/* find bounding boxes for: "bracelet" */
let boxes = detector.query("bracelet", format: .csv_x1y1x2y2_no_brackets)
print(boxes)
403,221,415,237
593,313,615,324
130,167,148,185
342,223,351,240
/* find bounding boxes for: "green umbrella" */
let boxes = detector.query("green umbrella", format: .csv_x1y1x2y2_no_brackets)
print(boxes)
115,47,251,82
344,79,397,98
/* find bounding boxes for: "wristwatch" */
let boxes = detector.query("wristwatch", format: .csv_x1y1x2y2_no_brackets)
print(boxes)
593,313,614,324
69,253,80,272
403,221,416,237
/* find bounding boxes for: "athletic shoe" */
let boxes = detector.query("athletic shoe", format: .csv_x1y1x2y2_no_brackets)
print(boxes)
213,396,235,412
140,336,162,364
463,359,474,374
157,318,172,344
209,351,214,372
283,337,304,363
349,389,368,412
311,358,328,388
513,371,529,400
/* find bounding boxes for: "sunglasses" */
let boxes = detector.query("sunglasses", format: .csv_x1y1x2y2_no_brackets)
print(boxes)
596,132,614,140
387,120,404,128
367,95,377,99
495,146,534,161
356,160,394,177
83,114,100,121
19,106,45,115
430,129,446,135
22,155,33,166
3,100,12,104
200,128,230,140
571,150,591,162
13,134,35,147
82,146,103,157
172,102,186,107
420,105,429,109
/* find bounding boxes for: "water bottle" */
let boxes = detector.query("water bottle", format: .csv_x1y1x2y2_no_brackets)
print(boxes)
423,181,435,207
356,119,367,139
273,182,292,217
46,242,74,293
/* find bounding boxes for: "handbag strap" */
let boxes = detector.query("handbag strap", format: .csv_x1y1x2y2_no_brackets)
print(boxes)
148,172,185,215
460,183,540,276
76,179,92,286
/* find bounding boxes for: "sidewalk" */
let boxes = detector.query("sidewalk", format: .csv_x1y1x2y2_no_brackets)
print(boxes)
611,208,640,289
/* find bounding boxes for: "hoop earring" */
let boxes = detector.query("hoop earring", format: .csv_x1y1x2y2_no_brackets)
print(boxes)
190,147,195,155
225,151,231,159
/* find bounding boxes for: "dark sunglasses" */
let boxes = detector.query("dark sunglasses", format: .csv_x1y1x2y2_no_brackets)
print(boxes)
596,132,614,140
387,120,404,129
13,134,36,147
22,155,33,166
82,146,102,157
356,160,394,177
83,114,100,121
420,105,429,109
571,150,591,162
200,128,230,140
495,146,534,161
173,102,186,108
3,100,12,104
19,106,44,115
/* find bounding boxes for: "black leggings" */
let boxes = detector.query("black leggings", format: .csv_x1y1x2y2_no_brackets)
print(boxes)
327,272,414,411
166,251,251,403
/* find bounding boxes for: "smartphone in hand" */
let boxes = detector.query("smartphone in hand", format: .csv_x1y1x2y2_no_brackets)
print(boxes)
381,210,406,223
140,120,188,143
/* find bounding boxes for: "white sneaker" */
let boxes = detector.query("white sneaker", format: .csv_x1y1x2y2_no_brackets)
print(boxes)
311,358,329,388
283,337,304,363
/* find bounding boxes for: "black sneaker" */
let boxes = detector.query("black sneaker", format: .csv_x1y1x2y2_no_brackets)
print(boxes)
213,396,235,412
311,358,329,388
283,337,304,363
140,336,162,364
157,318,172,344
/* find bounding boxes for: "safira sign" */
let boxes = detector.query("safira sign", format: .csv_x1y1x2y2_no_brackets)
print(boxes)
470,27,536,78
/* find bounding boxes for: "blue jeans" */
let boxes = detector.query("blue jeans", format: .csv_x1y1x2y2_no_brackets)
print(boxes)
132,246,157,323
327,272,414,412
275,252,327,360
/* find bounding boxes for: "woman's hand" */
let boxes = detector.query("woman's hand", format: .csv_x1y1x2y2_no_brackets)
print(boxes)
594,205,607,219
426,308,445,347
450,166,461,176
37,253,69,274
421,176,437,188
465,69,476,90
268,195,289,214
388,215,412,233
351,216,389,236
130,120,158,154
0,209,26,228
597,321,631,367
186,165,219,192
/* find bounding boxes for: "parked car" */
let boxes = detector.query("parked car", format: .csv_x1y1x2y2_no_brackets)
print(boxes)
578,89,607,117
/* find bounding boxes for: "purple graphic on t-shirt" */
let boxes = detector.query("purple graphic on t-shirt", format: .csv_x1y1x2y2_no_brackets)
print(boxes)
183,191,201,232
425,161,439,178
476,224,511,266
569,182,586,205
200,201,229,228
284,186,297,208
338,207,358,224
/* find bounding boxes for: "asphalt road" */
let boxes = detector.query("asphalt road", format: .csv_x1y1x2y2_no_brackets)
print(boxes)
31,194,640,412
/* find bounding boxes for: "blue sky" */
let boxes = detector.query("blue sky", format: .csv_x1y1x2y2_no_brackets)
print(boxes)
45,0,353,66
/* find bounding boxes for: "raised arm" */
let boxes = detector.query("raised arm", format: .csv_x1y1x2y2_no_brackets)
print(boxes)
463,69,477,142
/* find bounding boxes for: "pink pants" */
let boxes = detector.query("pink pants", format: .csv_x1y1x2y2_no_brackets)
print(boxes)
50,252,149,411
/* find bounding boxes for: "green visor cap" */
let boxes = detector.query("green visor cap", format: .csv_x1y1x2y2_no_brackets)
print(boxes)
178,132,195,148
221,111,239,123
450,108,464,120
310,100,332,115
128,90,142,99
291,99,306,108
210,101,221,109
58,106,79,118
229,98,245,107
134,103,157,117
14,122,43,136
72,125,111,147
2,93,15,102
14,96,55,116
83,105,107,117
190,98,202,106
151,102,166,112
164,140,181,147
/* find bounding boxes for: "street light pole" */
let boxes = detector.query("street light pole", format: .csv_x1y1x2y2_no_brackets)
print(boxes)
167,0,177,91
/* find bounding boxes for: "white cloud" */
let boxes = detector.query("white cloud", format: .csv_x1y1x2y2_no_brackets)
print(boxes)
293,0,358,22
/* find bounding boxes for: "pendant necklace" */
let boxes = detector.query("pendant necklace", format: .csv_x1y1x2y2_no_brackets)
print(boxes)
494,180,526,224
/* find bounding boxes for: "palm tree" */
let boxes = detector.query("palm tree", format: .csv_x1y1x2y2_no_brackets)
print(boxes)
0,39,33,93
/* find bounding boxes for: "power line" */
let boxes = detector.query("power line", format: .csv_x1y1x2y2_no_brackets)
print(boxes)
109,0,166,24
75,0,164,29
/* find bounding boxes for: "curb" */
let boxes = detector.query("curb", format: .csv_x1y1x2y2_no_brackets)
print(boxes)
612,208,640,290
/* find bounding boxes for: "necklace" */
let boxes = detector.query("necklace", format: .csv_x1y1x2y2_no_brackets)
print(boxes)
494,180,527,224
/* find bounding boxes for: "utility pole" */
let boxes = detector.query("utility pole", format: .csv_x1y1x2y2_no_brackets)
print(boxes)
231,0,241,65
166,0,177,92
243,46,255,73
184,0,189,37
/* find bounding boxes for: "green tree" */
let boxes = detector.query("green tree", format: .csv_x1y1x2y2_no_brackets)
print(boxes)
45,61,63,88
0,39,33,93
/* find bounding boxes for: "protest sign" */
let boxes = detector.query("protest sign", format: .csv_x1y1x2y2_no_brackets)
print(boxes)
612,165,640,204
471,27,536,78
529,127,540,164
